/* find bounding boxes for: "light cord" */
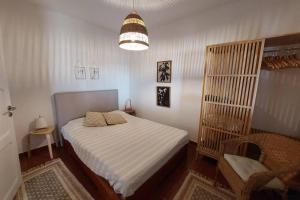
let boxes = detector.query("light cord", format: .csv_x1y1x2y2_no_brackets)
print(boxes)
133,0,135,10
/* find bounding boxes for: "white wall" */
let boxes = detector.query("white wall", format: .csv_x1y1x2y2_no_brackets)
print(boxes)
129,0,300,142
0,1,130,153
253,69,300,138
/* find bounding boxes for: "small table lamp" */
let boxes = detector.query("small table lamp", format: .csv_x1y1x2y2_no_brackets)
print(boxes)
35,116,48,130
125,99,133,111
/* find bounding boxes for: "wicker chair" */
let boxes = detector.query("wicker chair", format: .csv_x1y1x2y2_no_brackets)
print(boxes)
215,133,300,200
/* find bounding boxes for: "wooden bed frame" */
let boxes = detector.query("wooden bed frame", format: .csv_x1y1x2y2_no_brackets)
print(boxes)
53,90,188,199
64,139,187,200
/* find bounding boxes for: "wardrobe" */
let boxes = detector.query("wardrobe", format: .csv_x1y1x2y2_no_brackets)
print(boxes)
197,33,300,159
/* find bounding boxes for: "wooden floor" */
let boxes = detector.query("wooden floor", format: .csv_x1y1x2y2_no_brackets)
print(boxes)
19,142,281,200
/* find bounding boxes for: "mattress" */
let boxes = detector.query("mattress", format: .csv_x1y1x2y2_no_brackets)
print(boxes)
62,111,189,197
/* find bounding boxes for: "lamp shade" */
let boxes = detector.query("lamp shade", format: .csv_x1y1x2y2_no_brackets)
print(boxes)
35,116,48,130
119,11,149,51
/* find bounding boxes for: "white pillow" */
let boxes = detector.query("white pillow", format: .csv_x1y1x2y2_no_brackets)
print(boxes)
83,112,107,127
103,112,127,125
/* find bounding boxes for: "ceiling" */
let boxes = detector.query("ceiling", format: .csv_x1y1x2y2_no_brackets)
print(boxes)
27,0,237,33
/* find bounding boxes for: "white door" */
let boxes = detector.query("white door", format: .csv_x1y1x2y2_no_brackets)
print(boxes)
0,29,22,199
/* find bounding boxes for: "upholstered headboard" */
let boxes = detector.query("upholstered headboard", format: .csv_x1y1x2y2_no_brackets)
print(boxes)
53,90,118,145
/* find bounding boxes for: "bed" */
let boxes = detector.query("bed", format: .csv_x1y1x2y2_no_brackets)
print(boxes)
53,90,189,200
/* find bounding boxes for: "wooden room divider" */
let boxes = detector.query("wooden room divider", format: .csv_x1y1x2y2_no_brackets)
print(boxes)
197,39,265,159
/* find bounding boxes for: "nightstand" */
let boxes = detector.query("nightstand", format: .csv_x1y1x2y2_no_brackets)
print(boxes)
27,126,55,159
123,109,136,116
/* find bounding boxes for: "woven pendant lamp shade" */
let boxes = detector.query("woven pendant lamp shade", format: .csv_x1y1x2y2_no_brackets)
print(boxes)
119,11,149,51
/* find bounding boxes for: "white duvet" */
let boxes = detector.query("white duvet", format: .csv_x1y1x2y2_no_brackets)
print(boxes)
62,111,189,198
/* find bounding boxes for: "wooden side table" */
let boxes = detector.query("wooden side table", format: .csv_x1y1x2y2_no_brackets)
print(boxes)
27,126,55,159
123,109,136,116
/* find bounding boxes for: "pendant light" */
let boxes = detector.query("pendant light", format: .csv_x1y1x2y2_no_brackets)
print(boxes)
119,0,149,51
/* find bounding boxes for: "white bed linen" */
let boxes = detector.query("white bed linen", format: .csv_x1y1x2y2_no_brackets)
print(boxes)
62,111,189,197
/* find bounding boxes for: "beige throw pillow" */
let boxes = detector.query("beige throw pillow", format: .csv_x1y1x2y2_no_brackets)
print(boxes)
103,112,127,125
83,112,107,127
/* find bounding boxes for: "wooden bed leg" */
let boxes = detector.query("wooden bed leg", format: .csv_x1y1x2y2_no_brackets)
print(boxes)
59,131,64,147
214,166,219,186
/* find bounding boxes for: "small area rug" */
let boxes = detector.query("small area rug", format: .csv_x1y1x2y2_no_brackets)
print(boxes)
15,158,93,200
174,171,234,200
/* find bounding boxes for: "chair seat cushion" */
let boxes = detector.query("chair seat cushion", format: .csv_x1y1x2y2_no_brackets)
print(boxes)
224,154,285,190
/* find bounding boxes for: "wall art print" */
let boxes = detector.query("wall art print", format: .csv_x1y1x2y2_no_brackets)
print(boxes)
75,66,87,80
157,86,170,107
157,60,172,83
89,67,100,80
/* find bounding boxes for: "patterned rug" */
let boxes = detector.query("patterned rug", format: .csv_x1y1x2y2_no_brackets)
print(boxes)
15,158,93,200
174,171,235,200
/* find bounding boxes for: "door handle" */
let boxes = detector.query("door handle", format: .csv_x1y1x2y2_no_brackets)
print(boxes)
2,106,16,117
8,106,16,112
2,111,13,117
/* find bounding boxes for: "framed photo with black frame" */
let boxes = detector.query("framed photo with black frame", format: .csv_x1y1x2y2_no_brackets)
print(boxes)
156,86,170,107
157,60,172,83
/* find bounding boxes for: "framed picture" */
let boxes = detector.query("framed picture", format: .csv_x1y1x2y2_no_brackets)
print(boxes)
75,67,86,80
157,60,172,83
89,67,100,80
157,86,170,107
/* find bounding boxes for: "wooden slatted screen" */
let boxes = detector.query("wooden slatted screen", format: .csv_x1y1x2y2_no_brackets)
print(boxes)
198,39,265,159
